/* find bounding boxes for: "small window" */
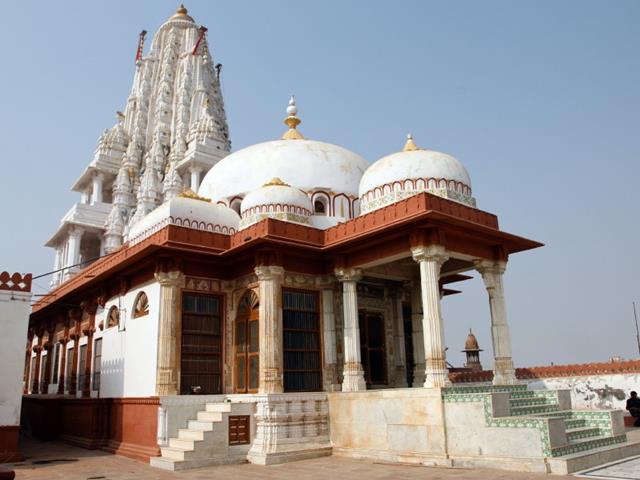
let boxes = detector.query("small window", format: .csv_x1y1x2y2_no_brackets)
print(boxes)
133,292,149,318
107,306,120,328
314,199,326,215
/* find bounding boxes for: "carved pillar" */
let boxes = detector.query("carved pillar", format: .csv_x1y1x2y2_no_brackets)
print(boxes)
476,260,517,385
409,281,426,387
68,308,82,396
255,265,285,394
411,245,450,388
57,338,68,394
42,341,54,394
66,227,84,274
189,166,202,192
81,301,98,397
23,341,32,394
91,172,104,204
393,290,408,387
154,270,185,396
335,268,366,392
317,278,339,391
31,335,43,394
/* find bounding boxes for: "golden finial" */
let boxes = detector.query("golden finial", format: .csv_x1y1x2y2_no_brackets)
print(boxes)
263,177,289,187
179,188,211,202
403,133,420,152
281,96,305,140
176,4,188,15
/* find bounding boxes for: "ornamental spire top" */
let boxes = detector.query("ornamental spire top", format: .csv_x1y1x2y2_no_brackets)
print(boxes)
170,4,194,22
281,96,304,140
403,133,420,152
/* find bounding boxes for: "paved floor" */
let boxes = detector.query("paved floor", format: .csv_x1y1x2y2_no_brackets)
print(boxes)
4,439,572,480
576,455,640,479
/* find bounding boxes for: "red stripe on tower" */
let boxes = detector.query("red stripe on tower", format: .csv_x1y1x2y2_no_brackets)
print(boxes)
192,26,208,55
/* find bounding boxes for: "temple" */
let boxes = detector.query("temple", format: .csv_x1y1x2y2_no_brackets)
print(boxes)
21,5,640,475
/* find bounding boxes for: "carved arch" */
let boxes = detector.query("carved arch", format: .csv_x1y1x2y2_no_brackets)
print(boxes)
132,291,149,319
107,306,120,328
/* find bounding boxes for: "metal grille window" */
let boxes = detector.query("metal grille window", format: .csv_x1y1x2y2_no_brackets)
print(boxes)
92,338,102,391
282,289,322,392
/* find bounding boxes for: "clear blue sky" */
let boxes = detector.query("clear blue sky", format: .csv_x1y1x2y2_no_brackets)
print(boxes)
1,1,638,367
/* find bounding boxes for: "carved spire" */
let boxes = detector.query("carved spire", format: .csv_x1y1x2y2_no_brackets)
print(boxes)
281,96,304,140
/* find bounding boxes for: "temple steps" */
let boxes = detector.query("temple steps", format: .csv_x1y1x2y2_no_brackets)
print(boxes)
565,427,602,442
548,436,640,474
510,403,560,416
150,401,252,472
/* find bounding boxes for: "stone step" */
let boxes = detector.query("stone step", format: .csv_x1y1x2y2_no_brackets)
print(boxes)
187,419,216,431
206,402,232,413
551,435,627,457
169,437,196,450
151,453,249,472
564,418,589,429
197,410,223,422
566,427,602,442
511,403,560,416
548,437,640,474
509,396,553,407
160,446,188,462
178,428,209,441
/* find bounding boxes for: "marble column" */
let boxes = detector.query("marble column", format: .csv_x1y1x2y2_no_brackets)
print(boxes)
91,173,104,204
190,166,202,192
411,245,450,388
393,291,408,387
335,267,366,392
410,281,426,387
255,265,285,394
475,260,517,385
66,227,84,276
31,343,43,394
42,341,54,394
57,338,68,394
155,270,185,396
317,279,340,391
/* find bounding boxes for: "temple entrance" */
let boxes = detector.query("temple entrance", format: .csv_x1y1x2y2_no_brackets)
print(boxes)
233,291,259,393
180,293,223,394
359,310,387,386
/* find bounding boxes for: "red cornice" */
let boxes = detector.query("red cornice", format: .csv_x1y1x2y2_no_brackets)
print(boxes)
31,192,542,318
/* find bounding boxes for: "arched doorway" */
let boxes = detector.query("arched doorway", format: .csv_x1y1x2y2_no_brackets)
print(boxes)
233,291,259,393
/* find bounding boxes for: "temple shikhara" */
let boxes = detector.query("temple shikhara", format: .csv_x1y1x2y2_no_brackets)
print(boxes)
18,5,640,475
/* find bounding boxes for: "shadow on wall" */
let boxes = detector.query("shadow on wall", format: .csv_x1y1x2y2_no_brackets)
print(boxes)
101,357,125,398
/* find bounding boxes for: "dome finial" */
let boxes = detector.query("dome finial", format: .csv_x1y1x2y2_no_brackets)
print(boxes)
403,132,420,152
282,95,305,140
176,4,188,15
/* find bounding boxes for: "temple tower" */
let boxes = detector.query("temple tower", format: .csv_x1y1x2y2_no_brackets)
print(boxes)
47,5,230,286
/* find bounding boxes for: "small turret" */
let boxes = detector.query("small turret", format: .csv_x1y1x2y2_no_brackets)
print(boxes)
462,329,483,371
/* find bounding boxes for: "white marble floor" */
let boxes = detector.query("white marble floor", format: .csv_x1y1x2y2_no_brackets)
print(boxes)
575,455,640,479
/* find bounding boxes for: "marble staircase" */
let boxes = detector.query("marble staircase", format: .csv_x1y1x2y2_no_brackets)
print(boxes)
443,385,640,474
150,401,254,471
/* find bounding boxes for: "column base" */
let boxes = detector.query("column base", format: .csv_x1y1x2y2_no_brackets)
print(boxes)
492,357,518,385
424,360,451,388
341,363,366,392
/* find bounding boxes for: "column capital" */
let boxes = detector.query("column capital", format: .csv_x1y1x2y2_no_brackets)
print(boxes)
154,269,185,287
92,171,105,181
334,267,362,283
411,245,449,266
315,275,337,289
254,265,285,281
189,165,203,174
474,259,507,276
68,226,85,238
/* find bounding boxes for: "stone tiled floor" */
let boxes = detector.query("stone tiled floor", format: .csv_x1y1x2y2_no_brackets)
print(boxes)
576,456,640,479
4,439,573,480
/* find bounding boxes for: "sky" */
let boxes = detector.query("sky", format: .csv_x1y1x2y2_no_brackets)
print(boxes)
0,0,638,368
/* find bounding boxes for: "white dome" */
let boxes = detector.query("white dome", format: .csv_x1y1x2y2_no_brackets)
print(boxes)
199,139,368,202
359,135,475,214
127,194,240,245
239,178,313,230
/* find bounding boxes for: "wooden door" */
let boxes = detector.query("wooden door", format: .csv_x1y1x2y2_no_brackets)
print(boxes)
180,293,223,394
234,291,259,393
359,310,388,385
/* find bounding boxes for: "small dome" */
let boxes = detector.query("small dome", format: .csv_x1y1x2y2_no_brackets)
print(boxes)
463,329,482,352
359,134,475,214
199,98,368,208
128,194,239,245
239,178,313,230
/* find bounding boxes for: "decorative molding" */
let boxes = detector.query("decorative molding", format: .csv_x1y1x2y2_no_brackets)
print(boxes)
0,271,32,292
